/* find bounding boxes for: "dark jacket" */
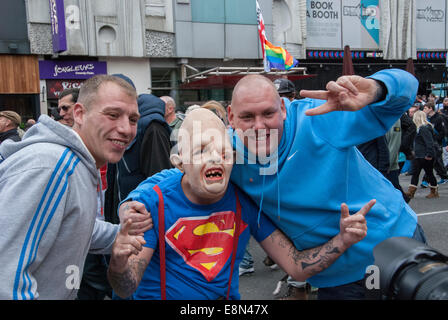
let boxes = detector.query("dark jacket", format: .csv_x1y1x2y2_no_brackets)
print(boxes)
104,94,172,224
414,124,437,159
428,112,446,145
357,136,390,174
0,129,21,144
399,113,416,159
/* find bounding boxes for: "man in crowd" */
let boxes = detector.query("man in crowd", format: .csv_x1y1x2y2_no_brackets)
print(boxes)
57,88,79,127
0,110,22,143
422,101,448,185
161,95,183,143
0,75,149,299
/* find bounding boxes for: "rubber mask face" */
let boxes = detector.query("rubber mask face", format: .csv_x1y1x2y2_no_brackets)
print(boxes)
174,109,234,204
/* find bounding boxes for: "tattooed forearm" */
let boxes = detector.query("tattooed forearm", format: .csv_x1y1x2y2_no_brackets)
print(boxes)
107,257,147,298
299,238,341,276
266,230,346,280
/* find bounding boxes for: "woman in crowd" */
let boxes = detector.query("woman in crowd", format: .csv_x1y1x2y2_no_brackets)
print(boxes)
406,110,439,199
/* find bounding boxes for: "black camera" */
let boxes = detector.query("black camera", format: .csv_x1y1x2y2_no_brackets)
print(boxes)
373,237,448,300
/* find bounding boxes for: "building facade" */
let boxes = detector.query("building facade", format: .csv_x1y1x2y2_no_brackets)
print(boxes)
1,0,447,121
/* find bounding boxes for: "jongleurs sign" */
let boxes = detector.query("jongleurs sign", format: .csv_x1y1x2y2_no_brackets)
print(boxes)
38,60,107,80
49,0,67,53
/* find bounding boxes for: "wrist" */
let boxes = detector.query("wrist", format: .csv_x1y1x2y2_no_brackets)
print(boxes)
333,233,349,253
372,80,387,103
109,257,128,274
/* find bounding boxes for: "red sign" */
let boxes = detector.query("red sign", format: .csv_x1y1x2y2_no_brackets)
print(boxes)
46,79,84,99
165,211,247,282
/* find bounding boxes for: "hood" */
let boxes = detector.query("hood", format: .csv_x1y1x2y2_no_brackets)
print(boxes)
137,94,166,131
0,115,98,178
127,94,171,147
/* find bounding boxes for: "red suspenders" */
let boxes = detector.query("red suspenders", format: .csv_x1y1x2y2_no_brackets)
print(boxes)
153,185,242,300
153,185,167,300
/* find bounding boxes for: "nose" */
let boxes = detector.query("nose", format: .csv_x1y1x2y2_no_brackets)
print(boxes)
209,148,223,164
116,117,135,138
253,115,266,131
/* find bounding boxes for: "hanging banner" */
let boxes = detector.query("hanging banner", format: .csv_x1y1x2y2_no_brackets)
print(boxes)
342,0,379,49
416,0,446,50
49,0,67,53
306,0,342,49
306,0,380,50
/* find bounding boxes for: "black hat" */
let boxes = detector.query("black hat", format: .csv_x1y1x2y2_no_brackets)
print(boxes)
273,78,295,94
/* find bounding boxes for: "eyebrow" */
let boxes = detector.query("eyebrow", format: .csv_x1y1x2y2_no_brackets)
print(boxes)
102,106,140,117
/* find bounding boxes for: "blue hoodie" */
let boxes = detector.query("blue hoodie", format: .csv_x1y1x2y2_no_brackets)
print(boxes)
229,69,419,287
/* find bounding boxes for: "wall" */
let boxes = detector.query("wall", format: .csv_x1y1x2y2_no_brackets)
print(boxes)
102,57,152,95
174,0,272,59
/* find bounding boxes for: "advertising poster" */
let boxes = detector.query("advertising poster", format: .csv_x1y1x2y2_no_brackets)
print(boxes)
306,0,342,48
341,0,380,49
416,0,446,50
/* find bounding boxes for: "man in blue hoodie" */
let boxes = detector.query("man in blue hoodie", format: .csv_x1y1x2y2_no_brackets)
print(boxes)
227,69,422,299
119,69,423,299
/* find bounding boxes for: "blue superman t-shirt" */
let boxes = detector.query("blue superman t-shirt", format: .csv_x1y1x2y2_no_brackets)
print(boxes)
126,171,276,300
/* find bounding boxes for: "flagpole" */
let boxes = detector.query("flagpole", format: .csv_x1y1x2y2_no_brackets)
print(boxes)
256,0,270,72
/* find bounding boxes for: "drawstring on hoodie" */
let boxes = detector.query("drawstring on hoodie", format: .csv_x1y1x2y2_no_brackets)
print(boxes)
276,169,280,221
257,162,281,227
257,174,265,228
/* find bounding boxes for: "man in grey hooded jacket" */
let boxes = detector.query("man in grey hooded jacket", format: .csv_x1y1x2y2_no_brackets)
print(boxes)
0,75,148,300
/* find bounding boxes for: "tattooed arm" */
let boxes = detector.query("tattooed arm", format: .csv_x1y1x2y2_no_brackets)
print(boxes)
107,219,153,298
260,200,375,281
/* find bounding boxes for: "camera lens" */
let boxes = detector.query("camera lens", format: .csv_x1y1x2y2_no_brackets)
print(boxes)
374,237,448,300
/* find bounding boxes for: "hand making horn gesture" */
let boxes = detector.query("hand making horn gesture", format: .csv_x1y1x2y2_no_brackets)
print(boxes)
300,75,385,116
338,199,376,248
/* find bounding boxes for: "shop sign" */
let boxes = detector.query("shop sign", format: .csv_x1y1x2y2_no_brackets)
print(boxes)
39,60,107,79
49,0,67,53
46,79,84,99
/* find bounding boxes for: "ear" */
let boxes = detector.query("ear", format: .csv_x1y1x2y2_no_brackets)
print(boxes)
227,105,234,127
72,103,86,127
280,99,287,121
170,153,184,172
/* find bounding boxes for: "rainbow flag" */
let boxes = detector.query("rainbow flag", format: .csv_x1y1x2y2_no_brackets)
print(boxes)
256,1,298,71
264,40,298,71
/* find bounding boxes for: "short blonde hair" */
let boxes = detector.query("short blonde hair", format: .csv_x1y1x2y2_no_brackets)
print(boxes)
78,75,137,110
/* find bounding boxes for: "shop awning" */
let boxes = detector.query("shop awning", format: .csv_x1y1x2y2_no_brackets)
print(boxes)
180,66,315,89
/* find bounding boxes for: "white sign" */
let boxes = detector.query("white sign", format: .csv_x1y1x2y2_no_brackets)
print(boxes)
306,0,380,50
416,0,446,50
306,0,342,49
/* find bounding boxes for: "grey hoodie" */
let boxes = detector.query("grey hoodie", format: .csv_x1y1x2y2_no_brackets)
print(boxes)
0,115,119,300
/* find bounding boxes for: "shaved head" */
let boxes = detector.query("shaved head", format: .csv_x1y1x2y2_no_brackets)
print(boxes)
228,75,286,157
231,75,280,108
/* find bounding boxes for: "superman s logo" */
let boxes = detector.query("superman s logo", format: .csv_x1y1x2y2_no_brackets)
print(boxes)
165,211,247,282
